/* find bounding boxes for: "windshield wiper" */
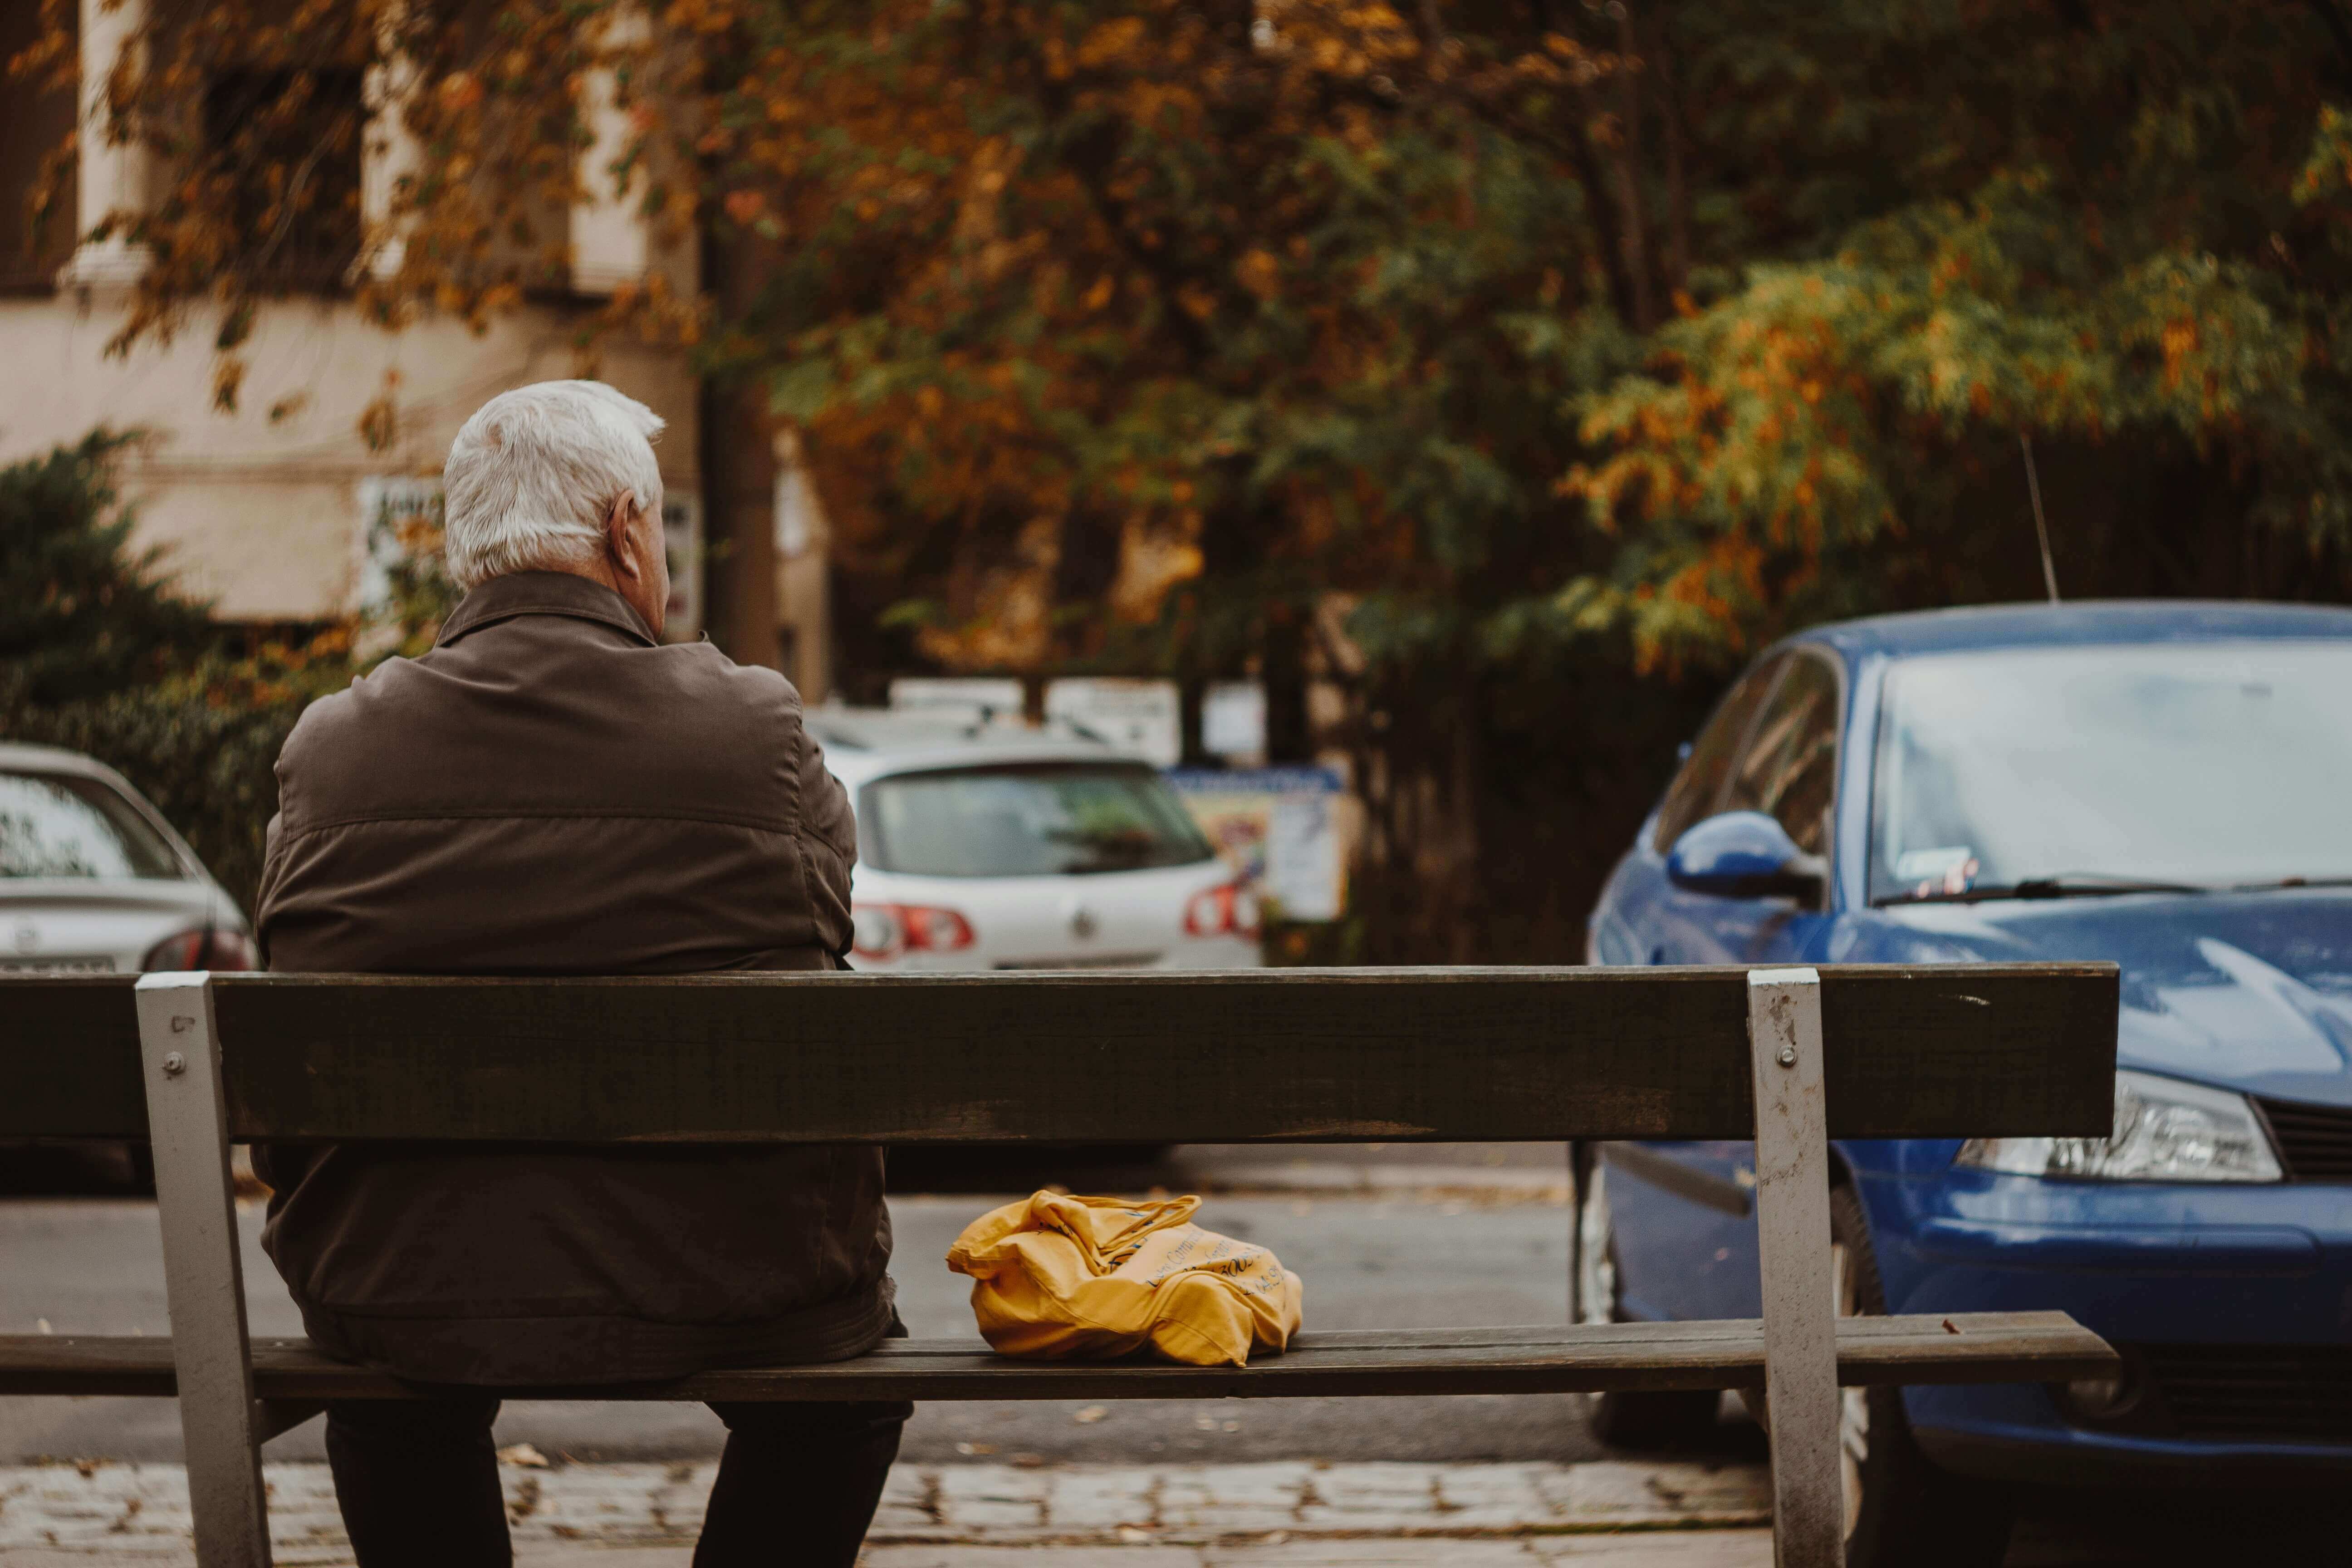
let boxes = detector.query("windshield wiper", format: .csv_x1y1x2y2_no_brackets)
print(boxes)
1876,872,2211,907
2225,876,2352,894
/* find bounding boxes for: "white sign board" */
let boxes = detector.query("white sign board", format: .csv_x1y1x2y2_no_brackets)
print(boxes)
662,492,702,643
354,475,441,616
1202,680,1267,760
1046,678,1182,766
774,464,819,559
891,677,1026,719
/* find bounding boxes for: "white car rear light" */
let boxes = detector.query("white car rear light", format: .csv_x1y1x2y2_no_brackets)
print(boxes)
1183,881,1261,940
851,902,976,962
140,929,260,972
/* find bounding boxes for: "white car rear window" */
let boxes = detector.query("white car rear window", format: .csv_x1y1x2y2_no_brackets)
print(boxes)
862,764,1214,877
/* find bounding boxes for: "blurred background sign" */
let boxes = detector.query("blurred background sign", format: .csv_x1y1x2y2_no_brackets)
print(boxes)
1168,766,1347,922
1201,680,1268,765
662,493,702,642
1045,678,1182,767
355,475,441,615
889,677,1025,719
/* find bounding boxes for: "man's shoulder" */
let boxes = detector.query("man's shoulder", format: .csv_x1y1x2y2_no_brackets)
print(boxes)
279,657,408,751
274,656,450,794
646,641,808,723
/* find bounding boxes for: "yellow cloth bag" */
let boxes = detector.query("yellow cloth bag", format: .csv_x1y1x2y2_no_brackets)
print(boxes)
946,1191,1304,1367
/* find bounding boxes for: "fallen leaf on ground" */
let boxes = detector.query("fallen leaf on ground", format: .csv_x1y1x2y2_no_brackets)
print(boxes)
496,1444,550,1469
1074,1405,1109,1424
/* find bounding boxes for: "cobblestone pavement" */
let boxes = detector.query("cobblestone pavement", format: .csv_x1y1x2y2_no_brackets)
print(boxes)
0,1457,1771,1565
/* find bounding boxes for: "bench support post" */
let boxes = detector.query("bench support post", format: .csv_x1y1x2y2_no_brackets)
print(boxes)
137,973,272,1568
1748,967,1844,1568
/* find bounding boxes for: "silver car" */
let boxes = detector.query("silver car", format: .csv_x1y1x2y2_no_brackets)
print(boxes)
0,742,256,976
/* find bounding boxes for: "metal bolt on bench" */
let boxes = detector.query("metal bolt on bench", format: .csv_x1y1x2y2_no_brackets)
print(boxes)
1,963,2123,1568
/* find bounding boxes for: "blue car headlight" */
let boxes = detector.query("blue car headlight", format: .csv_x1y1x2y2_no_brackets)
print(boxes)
1955,1069,2284,1183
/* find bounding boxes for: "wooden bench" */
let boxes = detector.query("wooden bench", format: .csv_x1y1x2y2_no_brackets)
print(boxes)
0,963,2121,1568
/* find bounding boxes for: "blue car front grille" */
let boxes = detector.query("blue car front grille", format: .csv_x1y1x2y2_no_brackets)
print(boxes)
2133,1344,2352,1443
2254,1097,2352,1181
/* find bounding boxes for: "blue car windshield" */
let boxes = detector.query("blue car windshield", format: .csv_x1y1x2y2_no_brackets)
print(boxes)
1871,640,2352,902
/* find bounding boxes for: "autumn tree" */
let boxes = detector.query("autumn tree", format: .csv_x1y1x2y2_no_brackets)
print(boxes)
1570,2,2352,653
29,0,2352,958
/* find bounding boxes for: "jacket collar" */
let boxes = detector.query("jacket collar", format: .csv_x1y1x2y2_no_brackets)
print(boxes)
435,571,659,650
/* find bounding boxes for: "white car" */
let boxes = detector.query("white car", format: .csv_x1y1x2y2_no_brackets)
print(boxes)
0,742,258,976
809,709,1261,971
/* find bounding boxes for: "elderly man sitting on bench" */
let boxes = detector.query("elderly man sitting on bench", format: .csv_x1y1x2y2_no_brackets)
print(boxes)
252,380,902,1568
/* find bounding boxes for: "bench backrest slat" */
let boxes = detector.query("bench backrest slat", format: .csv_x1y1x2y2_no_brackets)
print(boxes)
3,965,2117,1144
3,976,147,1140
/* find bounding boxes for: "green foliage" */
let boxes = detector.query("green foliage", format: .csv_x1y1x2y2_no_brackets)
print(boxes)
0,436,292,911
0,676,301,915
0,440,457,915
1571,1,2352,656
0,431,218,704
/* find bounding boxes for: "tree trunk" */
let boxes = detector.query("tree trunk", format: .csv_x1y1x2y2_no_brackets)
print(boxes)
1262,603,1312,763
699,216,781,670
1613,5,1656,330
1647,3,1692,293
699,377,781,671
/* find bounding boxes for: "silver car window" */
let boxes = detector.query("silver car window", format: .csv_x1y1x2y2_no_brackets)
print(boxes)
0,772,183,880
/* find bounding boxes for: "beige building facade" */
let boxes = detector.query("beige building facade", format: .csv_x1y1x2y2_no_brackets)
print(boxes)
0,0,830,696
0,299,701,626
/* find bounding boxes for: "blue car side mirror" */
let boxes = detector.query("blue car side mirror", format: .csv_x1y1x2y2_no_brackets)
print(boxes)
1666,811,1827,903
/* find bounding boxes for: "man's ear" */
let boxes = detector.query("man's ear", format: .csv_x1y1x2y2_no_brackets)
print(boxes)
605,496,642,582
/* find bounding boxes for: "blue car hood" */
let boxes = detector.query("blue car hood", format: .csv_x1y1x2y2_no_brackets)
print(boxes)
1875,892,2352,1107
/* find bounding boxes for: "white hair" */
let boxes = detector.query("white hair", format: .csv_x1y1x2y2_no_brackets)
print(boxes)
441,380,667,591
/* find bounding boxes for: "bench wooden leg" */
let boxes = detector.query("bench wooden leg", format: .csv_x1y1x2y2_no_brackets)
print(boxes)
137,973,272,1568
1748,967,1844,1568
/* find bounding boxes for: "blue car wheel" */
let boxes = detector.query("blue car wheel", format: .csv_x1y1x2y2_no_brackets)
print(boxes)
1572,1146,1723,1448
1828,1185,2016,1568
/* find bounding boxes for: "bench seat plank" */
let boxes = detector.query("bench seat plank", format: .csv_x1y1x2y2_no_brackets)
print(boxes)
0,1312,2114,1402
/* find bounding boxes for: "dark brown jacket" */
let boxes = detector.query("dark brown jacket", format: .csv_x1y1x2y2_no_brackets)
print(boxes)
253,571,892,1384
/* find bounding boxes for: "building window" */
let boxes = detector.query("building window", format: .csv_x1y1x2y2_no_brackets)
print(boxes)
202,68,364,291
0,3,77,290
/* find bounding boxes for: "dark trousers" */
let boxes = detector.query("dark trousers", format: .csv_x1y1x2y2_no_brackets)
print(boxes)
323,1393,911,1568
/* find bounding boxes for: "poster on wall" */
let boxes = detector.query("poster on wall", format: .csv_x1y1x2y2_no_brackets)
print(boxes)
1166,766,1348,921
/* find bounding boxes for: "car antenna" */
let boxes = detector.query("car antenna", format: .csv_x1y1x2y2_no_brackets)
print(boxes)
2020,433,2060,603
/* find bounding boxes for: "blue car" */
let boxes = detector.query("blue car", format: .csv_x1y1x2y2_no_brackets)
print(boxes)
1584,601,2352,1567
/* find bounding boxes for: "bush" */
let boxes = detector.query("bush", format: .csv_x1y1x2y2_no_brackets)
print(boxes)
0,435,451,916
0,673,301,915
0,431,219,704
